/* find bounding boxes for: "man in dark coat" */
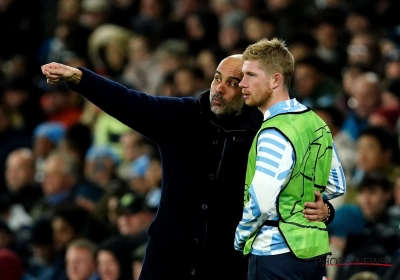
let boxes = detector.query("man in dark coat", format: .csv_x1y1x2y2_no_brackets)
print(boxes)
41,55,331,280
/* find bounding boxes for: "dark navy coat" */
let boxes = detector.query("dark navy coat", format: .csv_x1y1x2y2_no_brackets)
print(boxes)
68,68,263,280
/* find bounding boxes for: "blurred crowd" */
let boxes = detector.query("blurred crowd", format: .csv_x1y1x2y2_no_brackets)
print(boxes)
1,0,400,279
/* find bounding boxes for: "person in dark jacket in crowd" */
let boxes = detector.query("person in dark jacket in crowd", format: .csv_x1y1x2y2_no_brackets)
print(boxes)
41,55,332,280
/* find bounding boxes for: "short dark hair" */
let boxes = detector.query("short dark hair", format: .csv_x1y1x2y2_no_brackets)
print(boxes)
313,105,345,129
357,172,392,192
359,125,400,164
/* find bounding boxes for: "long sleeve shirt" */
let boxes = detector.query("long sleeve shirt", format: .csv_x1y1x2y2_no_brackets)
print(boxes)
234,99,346,256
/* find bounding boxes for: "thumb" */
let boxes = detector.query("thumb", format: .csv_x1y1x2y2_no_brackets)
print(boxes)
314,191,323,202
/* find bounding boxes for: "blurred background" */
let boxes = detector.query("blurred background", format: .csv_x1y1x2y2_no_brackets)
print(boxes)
1,0,400,279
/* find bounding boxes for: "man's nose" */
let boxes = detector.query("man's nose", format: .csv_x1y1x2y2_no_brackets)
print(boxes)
216,82,224,92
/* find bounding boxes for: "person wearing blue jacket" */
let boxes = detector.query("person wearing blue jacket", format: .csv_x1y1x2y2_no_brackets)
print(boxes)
41,55,332,280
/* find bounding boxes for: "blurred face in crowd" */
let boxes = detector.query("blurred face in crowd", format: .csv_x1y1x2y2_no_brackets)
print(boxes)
84,156,115,187
66,246,96,280
244,16,275,43
43,156,75,196
97,250,120,280
196,49,219,82
117,212,152,236
33,137,56,159
315,22,338,49
357,186,392,221
351,73,381,119
31,244,55,265
210,55,245,116
5,149,35,192
356,135,391,172
52,217,78,251
120,131,145,162
347,34,376,68
293,64,321,98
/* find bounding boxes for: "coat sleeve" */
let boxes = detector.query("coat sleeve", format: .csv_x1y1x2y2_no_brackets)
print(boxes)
67,68,199,143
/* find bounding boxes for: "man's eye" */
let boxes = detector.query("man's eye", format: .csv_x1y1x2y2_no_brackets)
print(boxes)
229,82,238,87
214,77,221,82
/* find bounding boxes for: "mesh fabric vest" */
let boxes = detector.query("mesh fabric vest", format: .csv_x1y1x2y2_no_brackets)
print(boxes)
243,109,333,259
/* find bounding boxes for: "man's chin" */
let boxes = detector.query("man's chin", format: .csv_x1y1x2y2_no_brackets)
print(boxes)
244,99,254,107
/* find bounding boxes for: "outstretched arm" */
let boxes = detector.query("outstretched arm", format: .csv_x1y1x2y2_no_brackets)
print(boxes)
41,62,199,142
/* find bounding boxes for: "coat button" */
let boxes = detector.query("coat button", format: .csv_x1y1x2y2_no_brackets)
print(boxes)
191,269,196,275
213,139,218,145
209,174,215,180
194,238,199,244
201,204,208,210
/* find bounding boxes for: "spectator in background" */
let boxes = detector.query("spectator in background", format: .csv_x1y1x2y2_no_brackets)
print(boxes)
345,32,383,75
65,238,99,280
39,84,83,129
86,24,133,82
115,191,155,240
50,205,110,280
0,104,32,193
195,48,227,85
32,121,66,183
0,195,33,258
97,235,142,280
65,238,97,280
313,8,347,81
91,110,132,159
84,145,122,192
1,76,46,134
116,130,150,182
57,123,93,175
383,48,400,82
342,72,382,142
243,10,276,44
290,54,341,108
37,0,92,65
154,39,190,91
121,35,163,95
26,218,57,280
329,172,399,280
30,151,79,220
125,146,161,210
172,65,207,97
80,0,111,32
184,8,220,57
285,33,317,62
131,0,171,41
352,126,400,187
343,4,377,40
328,172,395,257
5,148,42,213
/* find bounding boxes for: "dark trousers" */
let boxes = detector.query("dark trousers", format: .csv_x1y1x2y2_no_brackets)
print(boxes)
248,252,326,280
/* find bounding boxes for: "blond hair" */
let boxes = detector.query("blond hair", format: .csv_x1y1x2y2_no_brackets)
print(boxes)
242,38,294,89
